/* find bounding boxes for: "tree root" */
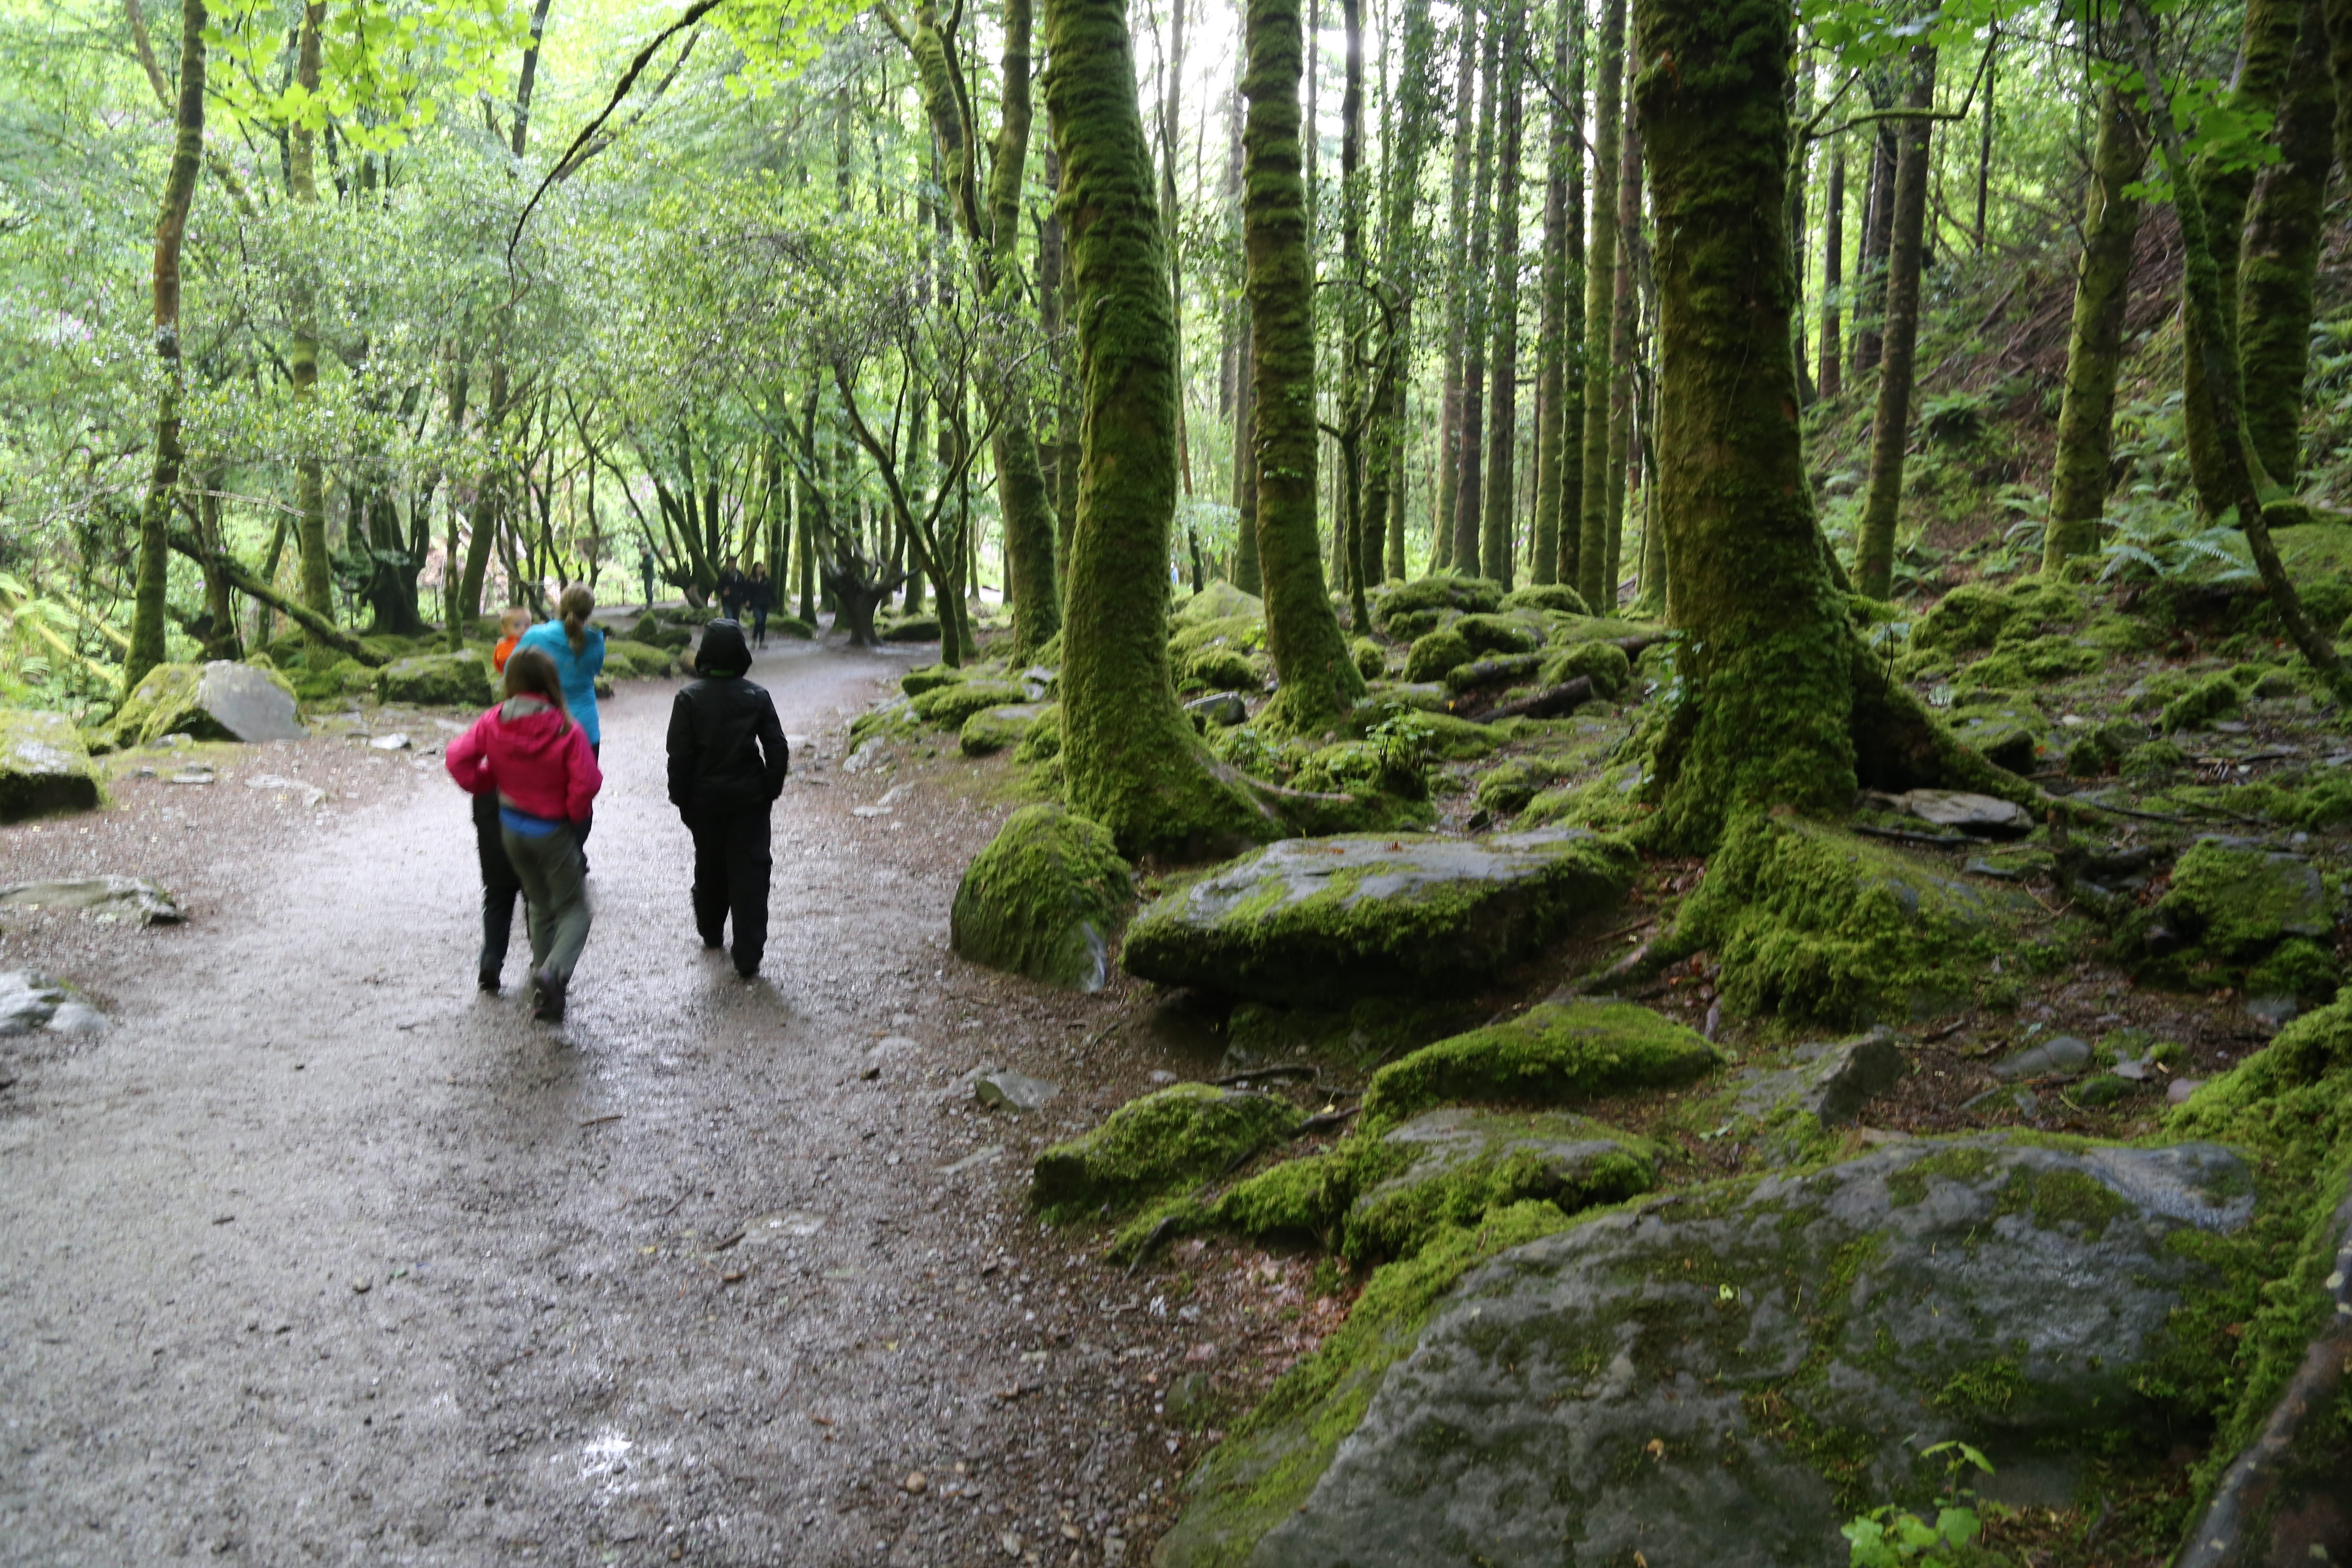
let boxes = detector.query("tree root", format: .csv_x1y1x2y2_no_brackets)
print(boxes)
167,530,386,666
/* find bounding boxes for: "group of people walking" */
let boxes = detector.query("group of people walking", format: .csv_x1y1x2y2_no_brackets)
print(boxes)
443,586,790,1022
716,557,778,649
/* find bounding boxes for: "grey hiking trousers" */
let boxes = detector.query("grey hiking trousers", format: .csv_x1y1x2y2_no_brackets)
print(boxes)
501,824,592,982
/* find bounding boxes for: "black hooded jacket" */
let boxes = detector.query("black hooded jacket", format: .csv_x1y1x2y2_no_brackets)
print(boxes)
666,620,788,814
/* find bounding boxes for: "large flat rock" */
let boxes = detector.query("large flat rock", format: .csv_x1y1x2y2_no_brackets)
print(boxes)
1121,828,1635,1007
1163,1136,2256,1568
0,709,99,822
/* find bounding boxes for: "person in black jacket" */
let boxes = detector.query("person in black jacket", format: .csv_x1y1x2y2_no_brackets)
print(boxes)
667,620,789,978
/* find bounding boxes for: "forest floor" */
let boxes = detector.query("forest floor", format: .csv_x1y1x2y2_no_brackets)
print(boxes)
0,633,1313,1568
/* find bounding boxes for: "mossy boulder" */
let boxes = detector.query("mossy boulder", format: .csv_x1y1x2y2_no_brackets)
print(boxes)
1031,1083,1302,1221
1225,998,1482,1076
1346,1108,1662,1262
1442,651,1541,694
1174,582,1265,626
902,664,967,699
1955,633,2102,690
93,660,304,751
1372,576,1502,636
1289,739,1429,802
1121,827,1638,1007
1499,583,1589,617
1359,1000,1724,1133
950,804,1132,990
1537,638,1631,698
909,678,1029,730
1452,612,1543,658
1943,702,2043,774
0,709,99,822
1474,753,1578,816
1185,646,1269,692
2161,671,2243,733
1348,637,1385,680
1161,1135,2257,1568
1913,578,2088,655
376,651,493,708
2127,839,2339,995
602,639,675,678
958,704,1042,758
1014,704,1062,762
1403,628,1473,683
629,612,662,643
767,614,816,640
881,615,942,644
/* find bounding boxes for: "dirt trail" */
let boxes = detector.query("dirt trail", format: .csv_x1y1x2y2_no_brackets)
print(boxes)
0,640,1226,1567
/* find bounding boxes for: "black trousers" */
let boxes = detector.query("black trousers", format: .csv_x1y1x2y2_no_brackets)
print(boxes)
473,791,523,981
689,805,772,975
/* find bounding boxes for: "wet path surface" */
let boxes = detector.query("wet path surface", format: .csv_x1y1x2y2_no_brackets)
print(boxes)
0,641,1211,1567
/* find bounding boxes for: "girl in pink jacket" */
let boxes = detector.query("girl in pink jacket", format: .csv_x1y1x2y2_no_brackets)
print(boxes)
446,648,603,1022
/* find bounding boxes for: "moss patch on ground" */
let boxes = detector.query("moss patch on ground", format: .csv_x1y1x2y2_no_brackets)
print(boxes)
1031,1084,1304,1222
1357,1000,1726,1133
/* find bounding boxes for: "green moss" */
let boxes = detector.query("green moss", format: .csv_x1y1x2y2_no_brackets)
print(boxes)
375,651,494,708
1344,701,1507,760
2244,936,2340,1001
1357,1000,1724,1134
0,707,100,821
959,705,1040,757
1348,637,1385,680
1537,638,1632,698
949,804,1132,990
1474,752,1578,815
910,678,1032,729
1371,575,1503,635
1212,1153,1353,1245
1501,583,1590,616
2160,673,2242,733
1030,1084,1303,1221
902,664,968,698
2122,738,2186,781
1343,1112,1661,1262
1932,1354,2028,1420
1884,1145,2001,1206
1403,628,1473,683
1990,1166,2134,1241
1955,634,2103,690
1451,613,1543,657
1013,703,1062,763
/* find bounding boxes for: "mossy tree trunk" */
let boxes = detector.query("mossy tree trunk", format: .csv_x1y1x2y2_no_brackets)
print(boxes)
2238,0,2336,488
1603,106,1641,601
1043,0,1274,853
1852,42,1936,601
1432,14,1480,572
1231,302,1263,592
1451,10,1503,575
1479,0,1529,591
1852,107,1896,377
1339,0,1373,625
1365,0,1436,594
2180,0,2302,513
2044,83,2149,572
288,0,331,618
2122,0,2352,702
1244,0,1368,726
1817,144,1842,399
1575,0,1627,610
127,0,207,695
1530,0,1580,587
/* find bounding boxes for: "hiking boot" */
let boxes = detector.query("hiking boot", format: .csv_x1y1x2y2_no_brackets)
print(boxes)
733,949,761,980
478,970,501,995
531,967,567,1022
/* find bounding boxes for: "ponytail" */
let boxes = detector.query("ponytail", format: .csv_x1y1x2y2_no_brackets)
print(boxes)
558,583,595,654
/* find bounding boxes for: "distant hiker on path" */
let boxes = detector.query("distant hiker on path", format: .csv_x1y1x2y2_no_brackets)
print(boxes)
747,561,774,649
666,619,787,980
468,609,534,993
517,586,607,860
717,557,749,624
446,648,604,1022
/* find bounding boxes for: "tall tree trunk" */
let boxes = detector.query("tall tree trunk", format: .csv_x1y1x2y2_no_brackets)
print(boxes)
2238,0,2336,487
1232,303,1263,592
1432,12,1480,570
2044,84,2149,571
1479,0,1528,589
1786,53,1813,403
1603,105,1640,602
1635,0,1857,846
1531,0,1580,588
1817,143,1844,398
1245,0,1368,726
1556,0,1586,588
2123,0,2348,699
1451,9,1503,573
2181,0,2303,513
1575,0,1626,609
1374,0,1437,588
1043,0,1272,852
452,362,510,640
289,1,331,616
126,0,207,695
1853,110,1896,375
1853,42,1936,600
1974,23,1994,252
1043,144,1083,577
992,0,1063,654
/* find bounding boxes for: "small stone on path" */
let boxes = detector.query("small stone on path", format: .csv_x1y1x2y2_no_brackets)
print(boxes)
1993,1034,2093,1079
974,1071,1060,1112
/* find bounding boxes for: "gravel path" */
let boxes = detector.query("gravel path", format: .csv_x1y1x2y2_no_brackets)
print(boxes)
0,638,1273,1568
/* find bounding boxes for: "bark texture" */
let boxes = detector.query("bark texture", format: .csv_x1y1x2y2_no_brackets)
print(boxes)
1479,0,1529,589
2045,84,2148,570
1531,0,1580,585
1853,43,1936,601
2237,0,2337,487
1576,0,1627,609
1451,12,1504,574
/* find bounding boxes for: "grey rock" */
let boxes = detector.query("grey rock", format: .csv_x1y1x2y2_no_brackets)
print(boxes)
0,709,99,823
1121,828,1637,1007
1896,788,2033,838
2168,1077,2205,1105
1164,1370,1218,1429
374,651,493,708
368,732,411,751
974,1070,1060,1112
1347,1109,1659,1258
44,1000,107,1035
1994,1034,2094,1079
2245,994,2299,1027
0,971,65,1036
245,774,326,807
194,661,305,742
0,876,182,925
1183,692,1249,727
1164,1137,2255,1568
1730,1029,1908,1128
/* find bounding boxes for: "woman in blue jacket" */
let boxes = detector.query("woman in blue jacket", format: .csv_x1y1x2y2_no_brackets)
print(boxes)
517,585,607,855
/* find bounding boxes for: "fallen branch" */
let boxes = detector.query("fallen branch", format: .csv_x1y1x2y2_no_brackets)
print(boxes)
1853,824,1978,849
1470,675,1597,724
166,530,387,667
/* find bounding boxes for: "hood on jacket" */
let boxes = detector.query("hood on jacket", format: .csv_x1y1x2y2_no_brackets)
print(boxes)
697,619,751,676
494,696,577,760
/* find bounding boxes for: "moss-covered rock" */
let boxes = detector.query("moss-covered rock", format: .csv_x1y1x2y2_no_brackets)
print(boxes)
1345,1109,1660,1262
1348,637,1385,680
602,639,675,678
1452,613,1543,658
2161,671,2243,733
93,660,305,751
1121,828,1637,1007
1161,1135,2258,1568
1289,738,1429,802
1913,578,2089,655
1472,753,1577,816
949,804,1132,990
766,614,816,640
901,664,966,698
1174,581,1265,627
1499,583,1589,617
1371,576,1502,636
880,615,942,643
1955,633,2102,690
1442,651,1541,694
1359,1000,1723,1132
2123,738,2186,781
1537,638,1631,698
1403,627,1473,683
1031,1083,1301,1221
1945,702,2045,775
1225,997,1482,1076
1678,813,2046,1028
1014,704,1062,763
909,678,1030,730
958,704,1043,757
2127,839,2339,995
0,708,99,821
376,651,493,708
